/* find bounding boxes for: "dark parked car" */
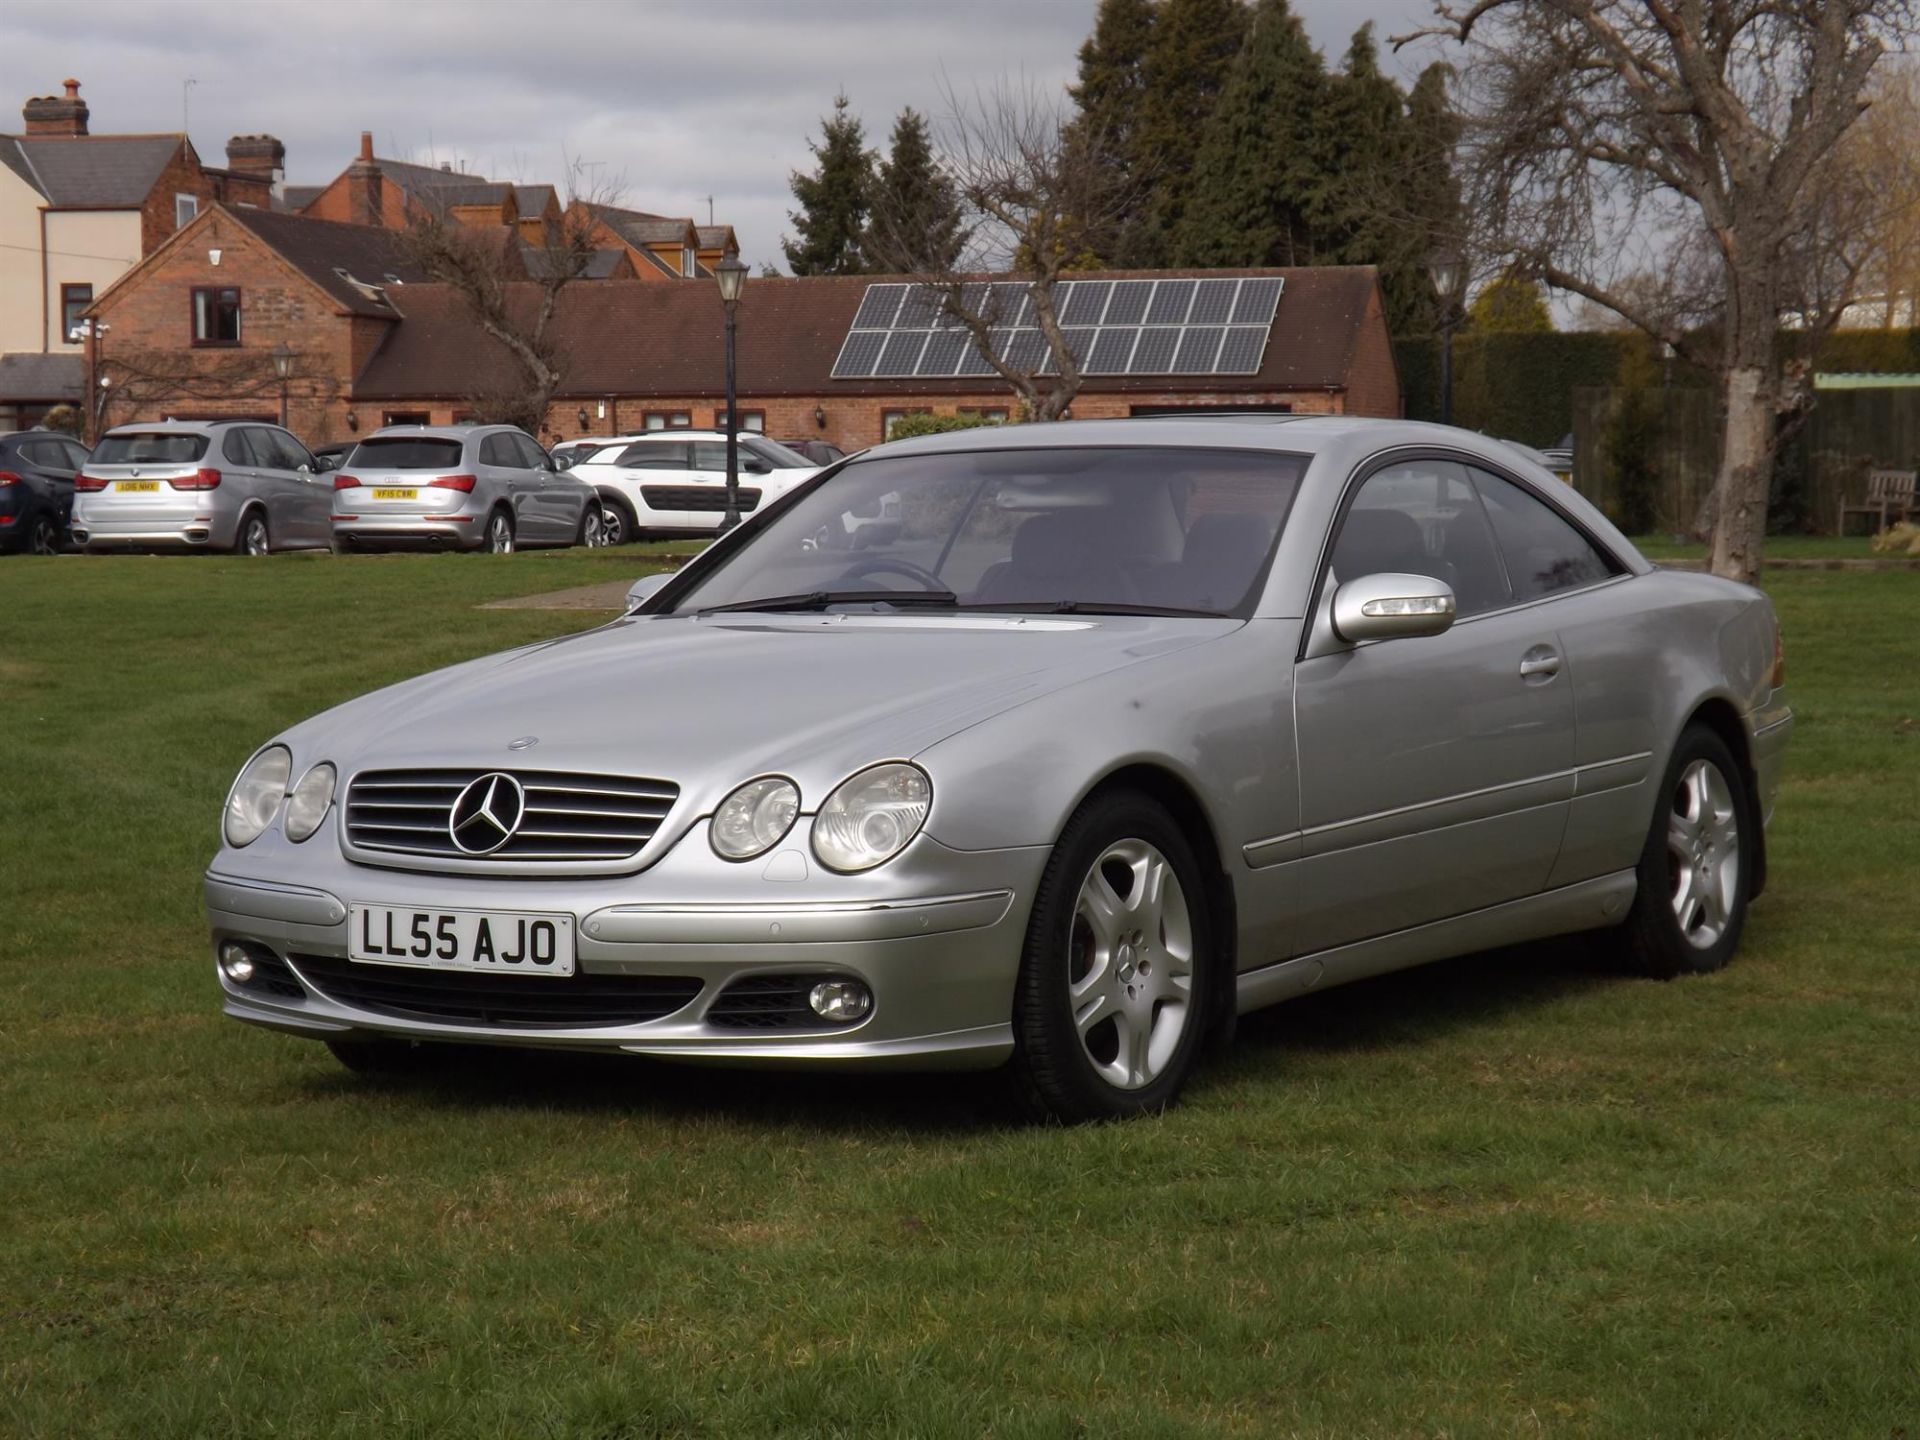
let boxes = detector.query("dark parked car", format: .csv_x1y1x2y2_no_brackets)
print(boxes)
774,438,848,467
310,443,353,472
0,430,90,554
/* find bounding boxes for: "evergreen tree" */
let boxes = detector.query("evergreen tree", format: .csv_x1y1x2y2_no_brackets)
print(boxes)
1132,0,1250,263
782,94,875,276
1173,0,1324,266
1468,272,1554,331
866,108,963,273
1398,61,1464,333
1069,0,1156,259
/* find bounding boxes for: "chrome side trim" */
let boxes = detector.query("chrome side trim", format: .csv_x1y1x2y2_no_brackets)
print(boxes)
1235,869,1636,1014
204,871,346,927
1572,751,1653,797
1242,832,1304,870
583,889,1015,945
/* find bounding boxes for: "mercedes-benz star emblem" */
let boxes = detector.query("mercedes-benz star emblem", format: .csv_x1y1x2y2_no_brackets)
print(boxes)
448,773,525,855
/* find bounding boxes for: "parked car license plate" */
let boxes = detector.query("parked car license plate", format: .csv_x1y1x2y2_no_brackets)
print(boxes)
348,903,576,976
372,487,418,500
116,481,160,492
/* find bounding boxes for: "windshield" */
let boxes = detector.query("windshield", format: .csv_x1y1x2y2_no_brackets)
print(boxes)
347,437,466,470
670,445,1304,617
742,436,815,469
91,433,208,465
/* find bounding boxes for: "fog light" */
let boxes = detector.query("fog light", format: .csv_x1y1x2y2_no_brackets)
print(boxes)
807,979,872,1022
220,942,255,983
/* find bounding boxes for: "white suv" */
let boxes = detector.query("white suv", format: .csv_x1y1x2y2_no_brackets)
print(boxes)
571,431,820,543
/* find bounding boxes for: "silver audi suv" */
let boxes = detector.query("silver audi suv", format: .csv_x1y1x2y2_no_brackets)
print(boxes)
74,419,334,554
330,424,604,553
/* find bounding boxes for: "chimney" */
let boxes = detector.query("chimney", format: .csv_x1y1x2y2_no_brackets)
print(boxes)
346,131,383,226
225,134,286,190
23,78,89,137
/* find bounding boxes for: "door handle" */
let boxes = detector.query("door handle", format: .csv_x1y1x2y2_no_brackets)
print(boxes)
1519,647,1562,680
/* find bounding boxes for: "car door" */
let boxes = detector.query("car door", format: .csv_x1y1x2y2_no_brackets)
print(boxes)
1460,462,1654,890
218,428,275,539
1285,455,1577,956
618,440,690,531
19,438,78,531
515,433,577,542
478,433,535,538
262,427,330,546
693,439,766,523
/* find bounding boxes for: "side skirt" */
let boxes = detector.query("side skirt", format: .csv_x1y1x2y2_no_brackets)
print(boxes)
1235,870,1637,1016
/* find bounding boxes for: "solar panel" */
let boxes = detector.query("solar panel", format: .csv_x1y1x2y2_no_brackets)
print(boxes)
876,331,930,377
830,329,887,379
1104,281,1152,325
1060,281,1112,326
1146,279,1196,325
1004,329,1049,372
917,329,972,377
852,284,907,329
1175,326,1225,372
984,282,1029,326
1047,327,1096,374
1131,327,1180,374
1086,327,1138,374
1189,278,1238,326
1215,326,1268,375
956,330,1007,377
896,287,940,328
1231,276,1284,325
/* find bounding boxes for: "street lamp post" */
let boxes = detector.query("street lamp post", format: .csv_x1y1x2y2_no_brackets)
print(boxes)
714,247,749,531
1429,252,1465,428
269,342,296,430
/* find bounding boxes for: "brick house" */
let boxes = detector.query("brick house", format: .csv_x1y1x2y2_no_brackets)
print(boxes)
84,204,1400,447
0,79,282,428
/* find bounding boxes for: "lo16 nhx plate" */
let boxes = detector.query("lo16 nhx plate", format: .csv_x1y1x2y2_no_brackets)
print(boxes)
348,903,576,976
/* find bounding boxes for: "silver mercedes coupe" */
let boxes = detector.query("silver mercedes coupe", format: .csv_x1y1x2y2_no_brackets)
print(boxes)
205,417,1792,1122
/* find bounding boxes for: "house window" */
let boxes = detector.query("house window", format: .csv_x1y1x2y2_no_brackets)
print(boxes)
190,286,241,346
880,408,931,440
174,193,199,230
712,409,764,432
958,407,1009,424
682,247,696,278
382,410,431,426
60,284,93,342
644,411,691,430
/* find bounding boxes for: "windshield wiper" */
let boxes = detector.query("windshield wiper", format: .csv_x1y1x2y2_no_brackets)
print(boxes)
697,589,959,616
952,600,1225,618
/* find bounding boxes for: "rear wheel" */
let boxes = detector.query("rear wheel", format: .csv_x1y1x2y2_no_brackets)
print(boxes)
1010,791,1214,1123
26,512,60,555
1620,725,1753,977
600,497,635,547
236,510,270,556
485,509,515,554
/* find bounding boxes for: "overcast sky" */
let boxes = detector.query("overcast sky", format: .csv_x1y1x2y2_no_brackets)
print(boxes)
3,0,1442,272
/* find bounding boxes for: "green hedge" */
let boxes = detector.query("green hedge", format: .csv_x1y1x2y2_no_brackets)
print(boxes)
882,412,1005,442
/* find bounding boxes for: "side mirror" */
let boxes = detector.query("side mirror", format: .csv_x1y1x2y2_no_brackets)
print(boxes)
1330,572,1457,644
742,457,771,475
553,453,575,471
313,454,341,473
625,571,672,613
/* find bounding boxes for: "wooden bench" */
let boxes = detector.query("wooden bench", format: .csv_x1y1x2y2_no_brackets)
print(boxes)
1838,469,1919,535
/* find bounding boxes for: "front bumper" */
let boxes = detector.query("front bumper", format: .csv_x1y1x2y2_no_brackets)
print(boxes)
206,828,1045,1068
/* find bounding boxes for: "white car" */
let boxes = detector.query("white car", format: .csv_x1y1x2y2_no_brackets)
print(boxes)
570,431,821,543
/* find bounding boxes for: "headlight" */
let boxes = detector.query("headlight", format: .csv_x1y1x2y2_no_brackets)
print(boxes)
711,775,800,860
284,762,337,843
223,745,291,848
811,763,931,873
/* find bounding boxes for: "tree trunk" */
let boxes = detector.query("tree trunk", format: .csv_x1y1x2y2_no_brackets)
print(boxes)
1708,364,1773,584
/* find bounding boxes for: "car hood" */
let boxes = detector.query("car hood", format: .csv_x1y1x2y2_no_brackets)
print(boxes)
285,611,1239,807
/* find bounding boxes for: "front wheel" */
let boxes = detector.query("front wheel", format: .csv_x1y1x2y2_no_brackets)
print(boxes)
1010,791,1214,1123
578,505,607,549
1619,725,1753,977
485,509,515,554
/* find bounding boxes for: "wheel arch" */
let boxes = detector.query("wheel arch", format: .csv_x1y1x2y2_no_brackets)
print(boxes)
1679,695,1766,898
236,501,270,551
1075,761,1239,1051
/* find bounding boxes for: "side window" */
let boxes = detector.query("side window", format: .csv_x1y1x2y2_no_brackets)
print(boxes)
479,434,515,468
513,435,550,470
620,442,689,470
1470,467,1617,601
268,429,314,471
1331,459,1512,618
21,440,68,471
62,441,91,470
221,429,262,466
691,441,733,472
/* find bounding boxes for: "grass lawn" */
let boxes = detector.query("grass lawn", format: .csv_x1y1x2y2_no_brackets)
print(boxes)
2,549,1916,1437
1627,533,1894,562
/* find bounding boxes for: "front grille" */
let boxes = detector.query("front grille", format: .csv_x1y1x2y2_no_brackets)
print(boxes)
344,768,678,862
290,954,702,1029
239,950,306,1000
707,974,840,1030
641,485,762,513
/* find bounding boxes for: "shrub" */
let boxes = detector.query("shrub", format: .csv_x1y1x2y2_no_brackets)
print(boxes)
883,412,1006,442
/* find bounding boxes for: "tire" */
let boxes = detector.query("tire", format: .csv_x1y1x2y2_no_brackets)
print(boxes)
236,510,271,556
26,512,60,556
1619,724,1754,978
1009,790,1215,1123
599,496,635,547
484,508,515,554
578,504,607,549
326,1037,434,1077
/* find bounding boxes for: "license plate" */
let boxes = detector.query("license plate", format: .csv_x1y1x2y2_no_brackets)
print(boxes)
372,487,418,500
116,481,160,492
348,903,575,976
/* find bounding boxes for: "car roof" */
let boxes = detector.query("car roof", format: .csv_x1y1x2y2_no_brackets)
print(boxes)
358,424,520,442
102,418,274,434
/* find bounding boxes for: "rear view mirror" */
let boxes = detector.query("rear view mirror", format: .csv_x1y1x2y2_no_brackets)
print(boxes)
625,572,672,613
1331,572,1457,644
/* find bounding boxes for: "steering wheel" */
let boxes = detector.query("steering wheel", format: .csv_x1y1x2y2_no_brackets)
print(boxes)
838,555,946,591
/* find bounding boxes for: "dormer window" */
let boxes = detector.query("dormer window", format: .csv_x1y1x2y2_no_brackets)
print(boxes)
683,246,696,278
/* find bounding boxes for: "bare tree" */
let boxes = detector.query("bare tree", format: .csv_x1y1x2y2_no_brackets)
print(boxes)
865,80,1138,422
97,347,345,436
395,172,618,433
1398,1,1915,581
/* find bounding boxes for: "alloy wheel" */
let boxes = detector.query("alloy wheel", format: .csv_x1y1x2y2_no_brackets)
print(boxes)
28,515,59,555
601,505,627,546
1667,757,1741,949
582,508,606,548
241,516,270,555
488,513,514,554
1067,838,1195,1090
